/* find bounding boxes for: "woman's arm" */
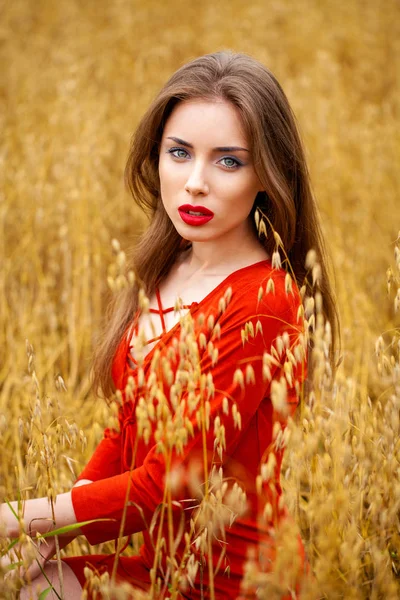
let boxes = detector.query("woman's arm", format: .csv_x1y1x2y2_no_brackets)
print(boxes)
1,405,121,542
75,429,123,483
2,492,76,539
1,479,93,539
1,480,93,583
1,418,122,538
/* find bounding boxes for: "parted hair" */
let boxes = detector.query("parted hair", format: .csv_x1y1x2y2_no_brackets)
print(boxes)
92,51,338,398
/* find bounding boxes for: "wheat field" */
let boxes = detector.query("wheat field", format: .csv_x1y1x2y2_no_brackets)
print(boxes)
1,0,400,598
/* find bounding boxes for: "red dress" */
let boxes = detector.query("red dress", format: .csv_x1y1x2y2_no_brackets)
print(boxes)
63,260,306,598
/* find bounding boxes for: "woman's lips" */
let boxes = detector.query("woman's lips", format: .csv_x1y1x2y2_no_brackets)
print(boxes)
178,204,214,226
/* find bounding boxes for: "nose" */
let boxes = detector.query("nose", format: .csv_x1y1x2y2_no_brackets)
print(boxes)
184,162,209,196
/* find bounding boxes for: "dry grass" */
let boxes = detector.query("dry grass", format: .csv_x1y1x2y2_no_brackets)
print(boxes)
1,0,399,597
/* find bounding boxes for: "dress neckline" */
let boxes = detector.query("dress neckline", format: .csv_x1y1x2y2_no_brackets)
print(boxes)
126,259,272,369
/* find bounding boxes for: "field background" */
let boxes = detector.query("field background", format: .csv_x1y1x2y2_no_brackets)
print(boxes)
1,0,399,598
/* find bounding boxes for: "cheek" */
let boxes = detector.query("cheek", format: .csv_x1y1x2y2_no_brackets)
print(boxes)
158,162,172,207
159,159,186,191
158,158,170,188
219,174,259,204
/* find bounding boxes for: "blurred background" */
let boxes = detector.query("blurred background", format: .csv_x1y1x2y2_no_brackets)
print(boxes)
1,0,399,592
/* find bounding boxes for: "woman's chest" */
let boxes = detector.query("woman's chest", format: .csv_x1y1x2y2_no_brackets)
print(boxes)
128,272,229,363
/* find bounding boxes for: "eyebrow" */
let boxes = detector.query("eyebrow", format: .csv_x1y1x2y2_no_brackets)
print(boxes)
166,136,249,153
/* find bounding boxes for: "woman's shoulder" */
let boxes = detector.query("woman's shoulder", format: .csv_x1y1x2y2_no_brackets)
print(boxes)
223,261,299,310
200,260,302,329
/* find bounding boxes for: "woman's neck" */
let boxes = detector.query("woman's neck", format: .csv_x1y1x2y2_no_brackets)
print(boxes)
181,225,269,276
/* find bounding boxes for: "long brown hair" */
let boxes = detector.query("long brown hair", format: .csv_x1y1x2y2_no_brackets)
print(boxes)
92,51,339,398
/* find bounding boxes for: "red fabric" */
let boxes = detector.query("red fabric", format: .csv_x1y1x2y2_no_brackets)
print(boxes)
69,260,307,598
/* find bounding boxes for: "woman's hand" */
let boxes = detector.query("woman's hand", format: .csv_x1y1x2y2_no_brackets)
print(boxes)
2,534,54,584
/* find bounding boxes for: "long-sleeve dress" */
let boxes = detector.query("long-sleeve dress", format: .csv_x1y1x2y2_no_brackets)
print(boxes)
63,259,307,599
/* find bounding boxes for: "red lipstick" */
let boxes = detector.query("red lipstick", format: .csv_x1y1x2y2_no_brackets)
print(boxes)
178,204,214,226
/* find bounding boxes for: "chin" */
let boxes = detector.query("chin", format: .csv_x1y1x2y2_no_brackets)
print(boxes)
177,231,206,242
172,222,210,240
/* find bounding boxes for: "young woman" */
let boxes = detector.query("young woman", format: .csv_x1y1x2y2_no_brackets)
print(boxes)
1,51,337,599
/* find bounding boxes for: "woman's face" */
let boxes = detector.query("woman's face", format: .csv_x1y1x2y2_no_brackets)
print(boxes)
158,98,263,244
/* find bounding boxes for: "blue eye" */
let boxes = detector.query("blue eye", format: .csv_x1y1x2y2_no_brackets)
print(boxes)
166,147,242,170
167,147,189,159
219,156,241,170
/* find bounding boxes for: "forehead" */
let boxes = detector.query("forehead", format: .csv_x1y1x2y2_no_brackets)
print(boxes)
162,98,248,145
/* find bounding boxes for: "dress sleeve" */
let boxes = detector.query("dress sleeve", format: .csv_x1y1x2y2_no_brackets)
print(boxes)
75,428,122,483
71,273,305,545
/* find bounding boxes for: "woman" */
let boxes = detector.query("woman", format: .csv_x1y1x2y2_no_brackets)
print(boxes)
1,51,336,598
